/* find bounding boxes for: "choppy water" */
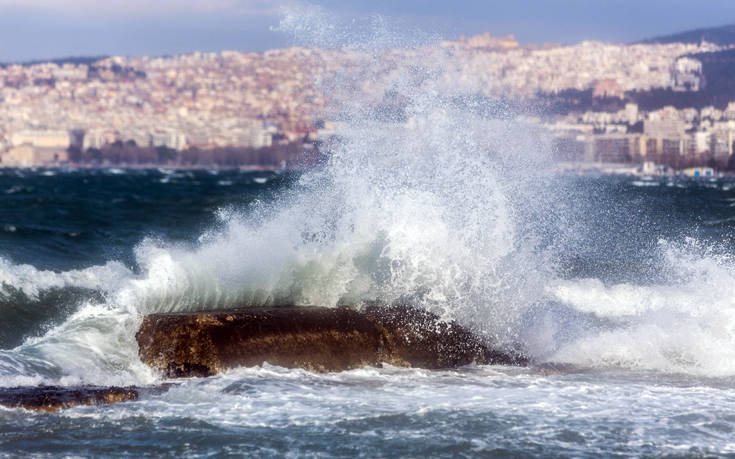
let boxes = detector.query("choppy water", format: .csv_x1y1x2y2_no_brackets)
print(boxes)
0,170,734,456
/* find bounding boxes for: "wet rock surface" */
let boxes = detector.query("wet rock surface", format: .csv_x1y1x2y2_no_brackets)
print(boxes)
363,304,527,369
0,386,139,412
137,305,526,377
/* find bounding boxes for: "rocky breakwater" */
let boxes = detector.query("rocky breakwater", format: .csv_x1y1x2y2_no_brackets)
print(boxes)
136,305,526,378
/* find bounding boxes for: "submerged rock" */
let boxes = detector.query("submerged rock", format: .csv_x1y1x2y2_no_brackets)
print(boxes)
136,305,526,377
0,386,138,412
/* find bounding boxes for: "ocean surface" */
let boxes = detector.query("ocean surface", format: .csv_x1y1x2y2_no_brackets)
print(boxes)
0,168,734,457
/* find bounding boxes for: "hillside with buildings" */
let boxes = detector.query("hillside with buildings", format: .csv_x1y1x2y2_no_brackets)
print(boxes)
1,28,735,171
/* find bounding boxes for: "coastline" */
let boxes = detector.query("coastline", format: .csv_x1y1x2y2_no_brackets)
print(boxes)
1,161,732,178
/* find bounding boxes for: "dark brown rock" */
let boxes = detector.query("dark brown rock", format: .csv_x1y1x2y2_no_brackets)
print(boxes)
363,304,527,368
0,386,138,412
136,305,527,378
137,306,385,376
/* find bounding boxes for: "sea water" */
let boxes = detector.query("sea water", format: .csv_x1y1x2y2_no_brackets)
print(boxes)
0,170,734,457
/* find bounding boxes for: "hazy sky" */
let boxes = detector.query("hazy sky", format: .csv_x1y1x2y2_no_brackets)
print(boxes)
1,0,734,61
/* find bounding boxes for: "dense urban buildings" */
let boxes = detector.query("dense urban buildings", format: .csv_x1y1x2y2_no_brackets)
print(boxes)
0,34,733,170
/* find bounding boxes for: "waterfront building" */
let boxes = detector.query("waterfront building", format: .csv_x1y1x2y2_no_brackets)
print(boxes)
10,130,70,150
2,144,68,167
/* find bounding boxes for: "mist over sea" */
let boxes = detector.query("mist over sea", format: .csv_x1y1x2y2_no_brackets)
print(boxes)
2,6,735,457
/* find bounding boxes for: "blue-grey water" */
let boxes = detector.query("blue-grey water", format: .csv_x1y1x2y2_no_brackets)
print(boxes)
0,168,734,457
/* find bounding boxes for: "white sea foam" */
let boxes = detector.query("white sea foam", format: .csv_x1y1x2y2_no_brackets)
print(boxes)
631,180,660,187
0,257,131,300
544,239,735,376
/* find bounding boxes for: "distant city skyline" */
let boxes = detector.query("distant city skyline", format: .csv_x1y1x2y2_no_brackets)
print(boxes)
1,0,734,61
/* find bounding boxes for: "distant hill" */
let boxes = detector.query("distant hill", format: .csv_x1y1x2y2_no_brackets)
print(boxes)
641,24,735,46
